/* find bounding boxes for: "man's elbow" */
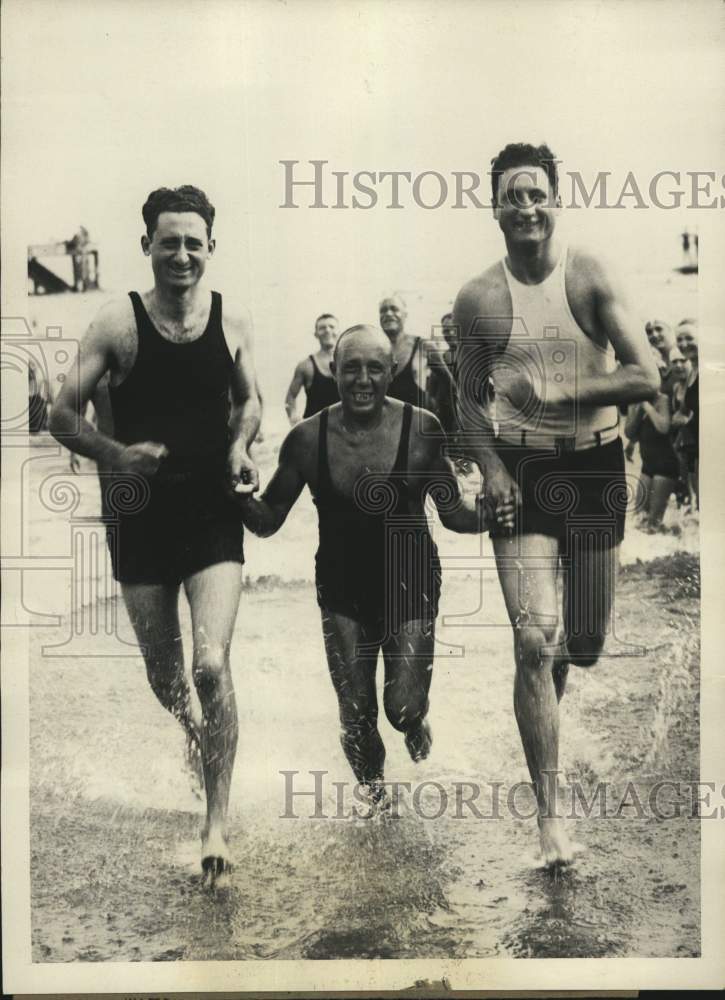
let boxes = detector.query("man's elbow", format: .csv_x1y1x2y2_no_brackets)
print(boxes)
48,404,71,441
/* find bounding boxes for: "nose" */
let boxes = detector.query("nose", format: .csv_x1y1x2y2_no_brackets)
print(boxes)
173,246,190,265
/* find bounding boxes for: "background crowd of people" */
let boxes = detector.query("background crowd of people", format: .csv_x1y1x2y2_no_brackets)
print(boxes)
624,317,699,532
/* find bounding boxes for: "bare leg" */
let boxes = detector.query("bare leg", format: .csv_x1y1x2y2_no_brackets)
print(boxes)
183,562,244,879
381,620,435,762
121,582,201,737
647,475,676,528
320,609,385,792
637,472,652,523
493,534,579,867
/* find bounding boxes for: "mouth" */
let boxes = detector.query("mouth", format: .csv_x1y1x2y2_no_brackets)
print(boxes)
351,391,374,403
169,265,193,276
514,220,540,232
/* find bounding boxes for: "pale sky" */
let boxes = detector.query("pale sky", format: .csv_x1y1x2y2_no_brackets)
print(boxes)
3,0,723,345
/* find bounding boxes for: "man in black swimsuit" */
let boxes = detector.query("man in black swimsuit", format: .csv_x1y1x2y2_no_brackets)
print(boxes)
50,185,261,884
237,325,513,806
379,295,456,433
285,313,340,423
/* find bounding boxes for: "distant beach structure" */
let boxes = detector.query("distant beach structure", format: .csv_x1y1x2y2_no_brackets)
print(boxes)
677,227,698,275
28,226,100,294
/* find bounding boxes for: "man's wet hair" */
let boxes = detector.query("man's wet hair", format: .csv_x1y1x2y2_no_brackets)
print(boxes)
490,143,559,203
142,185,216,238
315,313,338,328
333,324,393,364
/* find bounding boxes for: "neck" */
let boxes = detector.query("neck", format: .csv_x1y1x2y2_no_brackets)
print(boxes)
505,235,561,284
318,344,334,358
340,404,384,433
151,283,204,319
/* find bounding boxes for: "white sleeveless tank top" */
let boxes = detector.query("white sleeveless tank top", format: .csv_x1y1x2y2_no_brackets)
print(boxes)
492,246,619,449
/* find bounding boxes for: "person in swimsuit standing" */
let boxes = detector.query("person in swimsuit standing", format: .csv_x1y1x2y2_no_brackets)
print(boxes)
285,313,340,424
237,324,514,807
379,295,456,433
50,185,261,884
454,143,659,866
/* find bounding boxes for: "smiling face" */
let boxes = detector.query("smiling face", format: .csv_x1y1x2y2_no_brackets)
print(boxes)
332,326,396,417
315,315,339,349
493,165,560,246
676,323,698,362
142,211,214,291
379,297,406,339
645,319,675,359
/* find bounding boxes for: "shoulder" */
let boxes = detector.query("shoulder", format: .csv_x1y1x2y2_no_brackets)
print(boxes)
453,262,510,337
84,295,137,354
219,294,254,356
455,261,507,312
281,416,317,463
408,405,444,463
295,355,314,376
566,243,625,300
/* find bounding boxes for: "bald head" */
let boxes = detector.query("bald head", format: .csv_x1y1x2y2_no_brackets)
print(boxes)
379,295,407,339
334,324,394,366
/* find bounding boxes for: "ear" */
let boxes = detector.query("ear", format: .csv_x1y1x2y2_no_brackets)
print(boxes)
329,360,336,376
207,238,216,256
141,234,151,255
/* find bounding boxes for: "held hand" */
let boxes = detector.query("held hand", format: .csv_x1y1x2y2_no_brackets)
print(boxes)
483,460,521,535
116,442,169,477
69,453,81,475
228,444,260,496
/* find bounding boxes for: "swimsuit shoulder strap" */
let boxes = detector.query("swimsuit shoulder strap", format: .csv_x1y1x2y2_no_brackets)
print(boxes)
392,403,413,473
317,407,331,490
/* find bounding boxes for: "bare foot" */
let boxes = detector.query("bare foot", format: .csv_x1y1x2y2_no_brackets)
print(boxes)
201,826,231,888
355,782,392,820
538,817,584,869
405,719,432,762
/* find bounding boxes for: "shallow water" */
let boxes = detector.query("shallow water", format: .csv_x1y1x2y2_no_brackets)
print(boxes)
29,548,700,962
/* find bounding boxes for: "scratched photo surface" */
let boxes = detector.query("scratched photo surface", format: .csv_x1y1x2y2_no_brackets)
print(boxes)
2,0,723,994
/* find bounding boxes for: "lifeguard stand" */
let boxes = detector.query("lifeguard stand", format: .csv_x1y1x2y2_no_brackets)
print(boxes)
28,226,100,294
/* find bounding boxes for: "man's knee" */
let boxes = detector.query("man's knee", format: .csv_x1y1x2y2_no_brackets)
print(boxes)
514,623,560,671
383,691,427,733
192,652,230,697
566,632,605,668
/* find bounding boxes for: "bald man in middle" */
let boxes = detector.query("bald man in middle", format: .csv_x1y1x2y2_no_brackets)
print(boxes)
237,324,513,810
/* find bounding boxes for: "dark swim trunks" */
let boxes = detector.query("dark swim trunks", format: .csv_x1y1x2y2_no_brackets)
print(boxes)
102,459,244,585
313,403,441,633
489,437,627,549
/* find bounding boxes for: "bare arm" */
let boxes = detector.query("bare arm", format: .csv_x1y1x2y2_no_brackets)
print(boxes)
416,411,514,534
559,255,660,407
236,426,307,536
49,302,144,464
624,401,645,440
224,308,262,490
284,360,309,426
423,342,457,435
453,282,521,513
641,393,671,435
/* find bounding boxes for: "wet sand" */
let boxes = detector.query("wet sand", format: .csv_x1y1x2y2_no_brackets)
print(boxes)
28,488,700,960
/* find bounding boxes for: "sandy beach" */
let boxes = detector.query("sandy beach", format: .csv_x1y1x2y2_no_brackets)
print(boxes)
25,429,701,961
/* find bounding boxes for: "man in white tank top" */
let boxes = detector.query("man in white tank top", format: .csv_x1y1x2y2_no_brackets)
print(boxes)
454,143,659,868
